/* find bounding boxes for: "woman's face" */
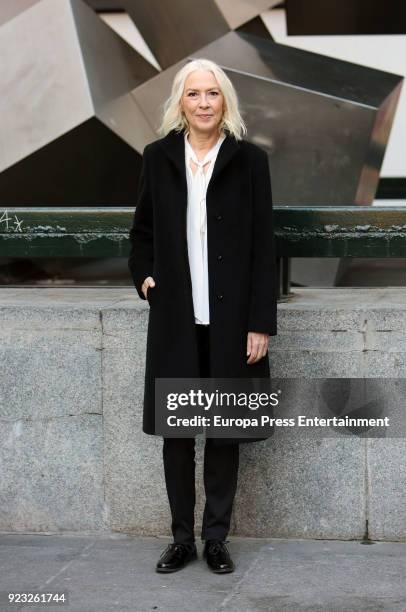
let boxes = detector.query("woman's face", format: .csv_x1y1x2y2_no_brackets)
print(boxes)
180,69,224,135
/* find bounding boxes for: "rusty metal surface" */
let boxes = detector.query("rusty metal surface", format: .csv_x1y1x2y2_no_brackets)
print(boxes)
2,206,406,258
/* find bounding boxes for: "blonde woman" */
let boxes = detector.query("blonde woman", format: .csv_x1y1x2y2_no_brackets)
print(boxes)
128,58,277,573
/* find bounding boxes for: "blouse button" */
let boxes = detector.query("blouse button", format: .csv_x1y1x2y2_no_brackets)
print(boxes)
217,254,223,261
216,293,224,300
215,213,223,221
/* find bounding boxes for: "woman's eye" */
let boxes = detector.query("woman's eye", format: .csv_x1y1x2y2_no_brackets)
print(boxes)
187,91,219,97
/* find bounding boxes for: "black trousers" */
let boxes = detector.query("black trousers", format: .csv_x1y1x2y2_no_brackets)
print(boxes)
162,324,240,545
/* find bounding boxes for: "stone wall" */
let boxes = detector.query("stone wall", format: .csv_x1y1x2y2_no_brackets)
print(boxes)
0,288,404,541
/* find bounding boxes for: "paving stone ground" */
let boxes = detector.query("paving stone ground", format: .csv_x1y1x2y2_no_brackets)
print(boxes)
0,534,405,611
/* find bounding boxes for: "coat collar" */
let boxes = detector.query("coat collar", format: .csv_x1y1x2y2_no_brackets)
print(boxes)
159,128,240,184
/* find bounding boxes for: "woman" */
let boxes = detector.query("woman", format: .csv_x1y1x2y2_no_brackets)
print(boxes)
128,58,277,574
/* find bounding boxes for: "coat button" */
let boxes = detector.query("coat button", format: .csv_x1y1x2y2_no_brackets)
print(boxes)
216,254,223,261
216,293,224,300
215,213,223,220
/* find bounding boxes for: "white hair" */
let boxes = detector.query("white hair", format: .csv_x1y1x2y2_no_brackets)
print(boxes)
157,58,247,140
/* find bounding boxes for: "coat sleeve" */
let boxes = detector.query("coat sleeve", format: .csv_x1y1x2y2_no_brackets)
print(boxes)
247,149,278,336
128,144,153,301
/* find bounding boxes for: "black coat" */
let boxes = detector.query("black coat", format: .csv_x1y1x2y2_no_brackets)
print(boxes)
128,128,277,446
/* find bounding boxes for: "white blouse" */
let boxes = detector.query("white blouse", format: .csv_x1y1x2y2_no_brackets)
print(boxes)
184,130,226,325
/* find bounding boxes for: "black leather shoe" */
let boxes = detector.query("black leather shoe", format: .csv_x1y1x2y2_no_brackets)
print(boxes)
156,542,197,573
203,539,235,573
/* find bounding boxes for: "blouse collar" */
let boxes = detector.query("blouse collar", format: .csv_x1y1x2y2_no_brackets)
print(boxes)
184,130,226,166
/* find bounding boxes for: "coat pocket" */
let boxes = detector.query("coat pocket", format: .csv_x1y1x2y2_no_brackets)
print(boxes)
146,285,156,304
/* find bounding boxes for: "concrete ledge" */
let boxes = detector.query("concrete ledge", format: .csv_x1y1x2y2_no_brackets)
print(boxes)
0,288,404,540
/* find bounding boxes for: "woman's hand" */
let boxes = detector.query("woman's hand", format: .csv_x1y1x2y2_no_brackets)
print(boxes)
246,331,269,364
142,276,155,299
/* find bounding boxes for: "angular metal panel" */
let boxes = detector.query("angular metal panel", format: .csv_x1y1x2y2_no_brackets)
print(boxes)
134,30,402,205
1,0,403,208
195,31,401,108
0,0,40,26
85,0,274,46
236,15,274,40
214,0,278,30
84,0,126,10
286,0,406,35
118,0,229,70
85,0,275,32
71,0,156,114
0,0,157,205
191,32,403,205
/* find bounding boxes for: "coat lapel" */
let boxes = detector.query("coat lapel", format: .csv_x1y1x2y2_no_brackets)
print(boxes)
159,128,240,185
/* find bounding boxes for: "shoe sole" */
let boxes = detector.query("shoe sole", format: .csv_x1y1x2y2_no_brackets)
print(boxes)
155,552,198,573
